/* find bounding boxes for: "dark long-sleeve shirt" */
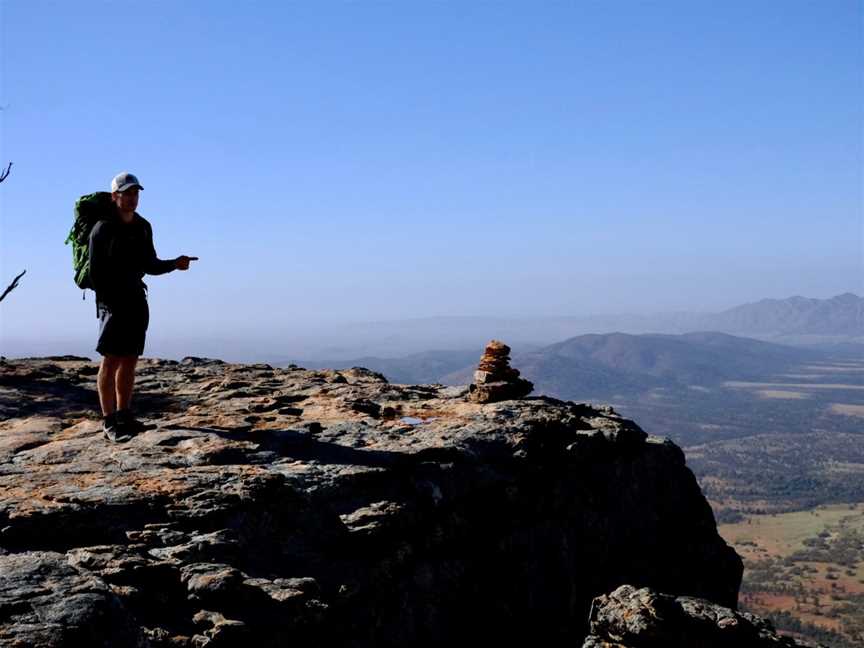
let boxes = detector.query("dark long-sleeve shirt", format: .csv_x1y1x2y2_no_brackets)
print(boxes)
88,211,175,309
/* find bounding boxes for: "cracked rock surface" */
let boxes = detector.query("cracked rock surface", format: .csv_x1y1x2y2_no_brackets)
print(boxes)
582,585,827,648
1,356,742,647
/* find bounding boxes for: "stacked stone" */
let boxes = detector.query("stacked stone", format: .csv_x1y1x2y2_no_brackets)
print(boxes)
468,340,534,403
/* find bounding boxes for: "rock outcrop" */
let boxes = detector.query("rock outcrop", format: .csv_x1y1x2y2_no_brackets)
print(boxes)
0,356,741,647
582,585,826,648
468,339,533,403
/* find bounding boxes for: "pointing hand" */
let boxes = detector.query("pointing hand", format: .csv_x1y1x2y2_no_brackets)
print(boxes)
175,256,198,271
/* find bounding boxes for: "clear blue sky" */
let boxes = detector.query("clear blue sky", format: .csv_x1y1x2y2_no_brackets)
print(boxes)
0,1,861,357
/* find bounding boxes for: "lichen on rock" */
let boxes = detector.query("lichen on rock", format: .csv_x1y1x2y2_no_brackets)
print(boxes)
582,585,827,648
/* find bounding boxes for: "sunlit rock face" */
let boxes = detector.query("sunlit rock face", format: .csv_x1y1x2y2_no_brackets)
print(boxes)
0,356,741,647
468,339,534,403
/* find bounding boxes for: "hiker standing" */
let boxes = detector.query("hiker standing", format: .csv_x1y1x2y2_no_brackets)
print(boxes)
88,172,197,441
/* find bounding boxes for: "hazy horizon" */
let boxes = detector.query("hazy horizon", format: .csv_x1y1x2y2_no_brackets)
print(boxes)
2,291,860,362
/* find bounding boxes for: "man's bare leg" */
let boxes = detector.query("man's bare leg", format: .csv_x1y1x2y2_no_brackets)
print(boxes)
97,355,122,416
115,355,139,411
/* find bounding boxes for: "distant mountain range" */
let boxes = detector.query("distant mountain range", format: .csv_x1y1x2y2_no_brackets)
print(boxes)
278,299,863,503
278,293,863,363
294,331,825,396
699,292,862,337
282,297,862,447
485,332,825,401
528,292,863,341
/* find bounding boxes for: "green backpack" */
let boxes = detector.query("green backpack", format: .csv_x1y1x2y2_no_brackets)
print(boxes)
64,192,114,290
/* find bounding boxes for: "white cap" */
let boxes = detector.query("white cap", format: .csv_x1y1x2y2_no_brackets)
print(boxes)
111,172,144,193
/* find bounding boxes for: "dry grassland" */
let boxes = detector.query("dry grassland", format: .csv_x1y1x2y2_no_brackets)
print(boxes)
724,381,864,391
719,504,862,557
721,504,864,644
801,364,864,373
829,403,864,418
757,389,810,399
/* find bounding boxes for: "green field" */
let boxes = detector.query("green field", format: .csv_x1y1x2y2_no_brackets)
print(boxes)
720,504,864,556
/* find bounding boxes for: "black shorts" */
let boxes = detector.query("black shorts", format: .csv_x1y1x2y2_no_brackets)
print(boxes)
96,299,149,357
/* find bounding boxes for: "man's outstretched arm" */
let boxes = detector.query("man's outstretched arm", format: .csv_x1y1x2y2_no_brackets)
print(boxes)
143,221,198,274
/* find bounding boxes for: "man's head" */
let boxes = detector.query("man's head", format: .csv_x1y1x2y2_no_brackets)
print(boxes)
110,172,143,221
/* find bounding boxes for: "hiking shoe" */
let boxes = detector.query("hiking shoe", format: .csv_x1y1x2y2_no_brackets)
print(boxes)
116,409,157,435
103,414,132,443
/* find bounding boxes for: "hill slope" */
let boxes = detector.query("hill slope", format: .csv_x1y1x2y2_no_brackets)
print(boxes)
440,332,824,398
706,292,863,336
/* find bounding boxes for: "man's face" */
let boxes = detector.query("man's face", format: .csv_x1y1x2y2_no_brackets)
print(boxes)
112,187,139,217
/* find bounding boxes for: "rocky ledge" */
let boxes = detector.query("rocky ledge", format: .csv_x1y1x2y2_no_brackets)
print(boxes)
582,585,825,648
1,356,742,647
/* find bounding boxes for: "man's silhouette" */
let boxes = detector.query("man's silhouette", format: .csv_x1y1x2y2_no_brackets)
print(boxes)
88,172,197,442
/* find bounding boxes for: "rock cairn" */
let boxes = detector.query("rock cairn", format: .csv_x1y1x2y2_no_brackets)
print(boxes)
468,339,534,403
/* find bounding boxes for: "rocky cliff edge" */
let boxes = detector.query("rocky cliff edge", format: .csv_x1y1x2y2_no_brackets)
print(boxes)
1,356,742,647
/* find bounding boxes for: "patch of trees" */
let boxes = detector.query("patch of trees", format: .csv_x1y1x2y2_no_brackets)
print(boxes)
763,609,859,648
791,529,864,567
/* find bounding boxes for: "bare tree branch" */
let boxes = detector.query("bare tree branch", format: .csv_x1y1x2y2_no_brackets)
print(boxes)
0,153,21,302
0,270,26,303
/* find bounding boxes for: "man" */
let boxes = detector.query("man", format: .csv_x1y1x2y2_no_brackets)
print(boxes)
88,171,197,442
